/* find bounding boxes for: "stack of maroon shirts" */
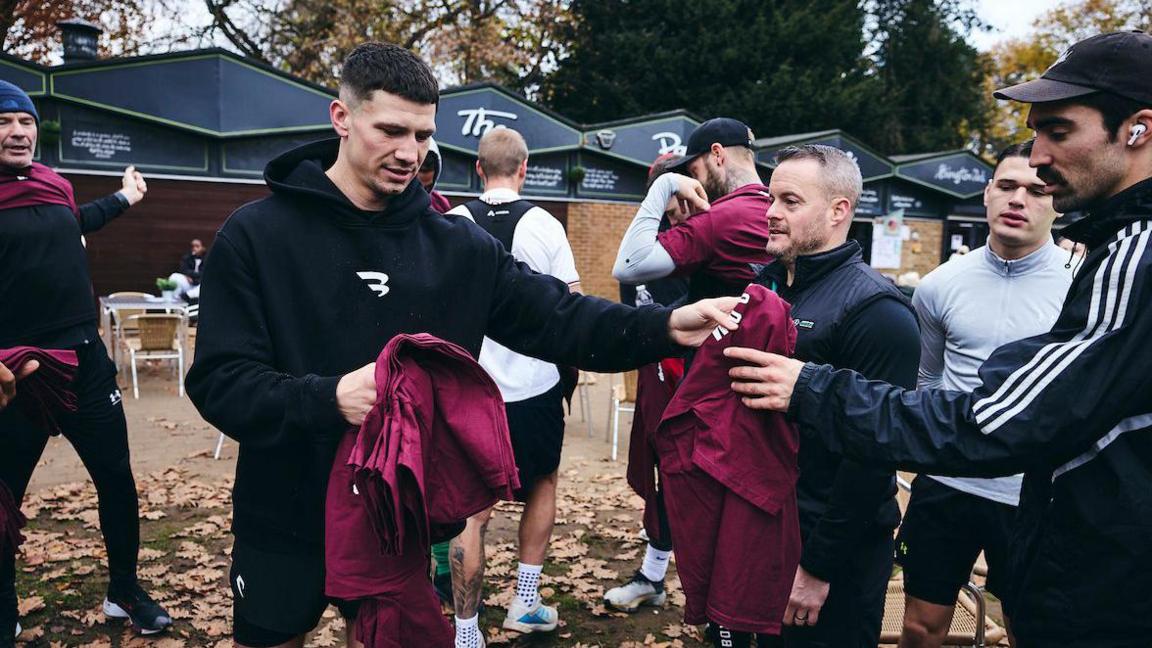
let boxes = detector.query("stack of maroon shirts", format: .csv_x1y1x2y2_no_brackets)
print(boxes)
0,346,80,437
0,346,79,561
325,334,520,648
654,284,801,636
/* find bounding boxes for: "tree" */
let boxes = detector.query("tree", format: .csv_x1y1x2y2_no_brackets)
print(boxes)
196,0,572,92
541,0,878,144
862,0,991,154
2,0,157,62
982,0,1152,156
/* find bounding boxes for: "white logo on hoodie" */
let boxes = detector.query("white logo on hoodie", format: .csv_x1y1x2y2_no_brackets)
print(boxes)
357,272,391,297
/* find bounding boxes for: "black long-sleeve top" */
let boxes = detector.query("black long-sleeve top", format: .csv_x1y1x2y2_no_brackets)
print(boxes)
0,189,128,347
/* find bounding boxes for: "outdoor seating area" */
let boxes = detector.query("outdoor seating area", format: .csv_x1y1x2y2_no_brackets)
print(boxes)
99,292,193,399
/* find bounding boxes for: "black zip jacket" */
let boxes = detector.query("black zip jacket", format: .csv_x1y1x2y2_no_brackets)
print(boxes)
0,187,128,346
177,252,203,283
757,241,918,583
185,139,679,550
789,178,1152,646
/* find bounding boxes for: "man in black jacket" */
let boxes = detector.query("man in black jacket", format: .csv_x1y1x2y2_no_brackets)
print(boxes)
185,42,737,648
727,31,1152,646
167,238,205,301
744,144,919,648
0,79,171,642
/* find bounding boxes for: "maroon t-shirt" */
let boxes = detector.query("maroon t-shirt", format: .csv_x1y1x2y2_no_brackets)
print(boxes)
325,334,518,644
657,283,799,515
656,183,771,299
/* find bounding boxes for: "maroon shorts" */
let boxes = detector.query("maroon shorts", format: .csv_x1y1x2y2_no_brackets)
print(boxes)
661,465,800,635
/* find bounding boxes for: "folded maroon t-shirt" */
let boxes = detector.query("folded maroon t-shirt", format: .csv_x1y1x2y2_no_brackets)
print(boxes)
0,346,80,436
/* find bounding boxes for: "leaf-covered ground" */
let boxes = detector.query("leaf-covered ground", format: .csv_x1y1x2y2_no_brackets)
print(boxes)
13,454,708,647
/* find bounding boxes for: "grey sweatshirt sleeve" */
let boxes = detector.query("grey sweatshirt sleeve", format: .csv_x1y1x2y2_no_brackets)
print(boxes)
911,282,946,389
612,173,679,283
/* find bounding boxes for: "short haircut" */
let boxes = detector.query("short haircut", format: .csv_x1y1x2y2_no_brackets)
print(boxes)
774,144,863,208
994,139,1034,171
339,42,439,107
477,128,528,178
1074,92,1150,142
646,153,682,190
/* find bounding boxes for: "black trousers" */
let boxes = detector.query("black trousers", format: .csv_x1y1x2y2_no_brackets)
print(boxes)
783,531,893,648
0,339,140,593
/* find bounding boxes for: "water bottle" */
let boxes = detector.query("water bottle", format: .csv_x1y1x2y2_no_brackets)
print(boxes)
635,284,653,307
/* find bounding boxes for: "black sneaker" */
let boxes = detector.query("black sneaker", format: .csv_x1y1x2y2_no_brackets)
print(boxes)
104,582,172,635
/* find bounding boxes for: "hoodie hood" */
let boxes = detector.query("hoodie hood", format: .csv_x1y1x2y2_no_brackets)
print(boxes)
264,137,431,228
425,137,443,190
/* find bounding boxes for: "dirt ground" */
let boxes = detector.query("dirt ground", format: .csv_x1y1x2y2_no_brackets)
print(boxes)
14,364,1006,647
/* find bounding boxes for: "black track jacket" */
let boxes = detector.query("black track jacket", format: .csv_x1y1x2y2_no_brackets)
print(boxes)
789,178,1152,647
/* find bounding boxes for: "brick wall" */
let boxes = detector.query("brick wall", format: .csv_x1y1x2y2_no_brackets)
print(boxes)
900,219,945,279
566,200,639,300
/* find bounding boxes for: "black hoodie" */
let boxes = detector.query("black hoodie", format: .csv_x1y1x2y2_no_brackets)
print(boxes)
185,139,678,550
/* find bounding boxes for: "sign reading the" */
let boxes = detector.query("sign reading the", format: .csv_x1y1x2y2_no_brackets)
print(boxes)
437,87,581,154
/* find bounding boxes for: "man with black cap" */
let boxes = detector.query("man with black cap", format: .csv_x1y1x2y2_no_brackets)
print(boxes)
725,30,1152,645
0,80,171,642
606,118,770,614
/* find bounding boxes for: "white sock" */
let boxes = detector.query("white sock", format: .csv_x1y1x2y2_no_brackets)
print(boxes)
640,543,671,582
515,562,543,609
455,614,480,648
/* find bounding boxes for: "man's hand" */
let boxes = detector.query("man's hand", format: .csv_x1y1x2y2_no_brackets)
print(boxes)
119,165,147,206
668,296,740,347
336,363,376,426
0,359,39,410
783,566,830,627
724,347,804,411
669,174,710,220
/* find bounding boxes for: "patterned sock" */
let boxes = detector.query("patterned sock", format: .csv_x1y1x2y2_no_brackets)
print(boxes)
640,543,671,582
454,614,481,648
432,541,452,578
515,562,543,609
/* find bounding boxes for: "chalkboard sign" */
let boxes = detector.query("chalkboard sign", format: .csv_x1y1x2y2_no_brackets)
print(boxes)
577,153,647,199
436,148,474,190
886,180,945,218
523,152,570,195
896,152,992,198
856,183,887,216
222,133,330,175
0,59,46,96
58,104,207,172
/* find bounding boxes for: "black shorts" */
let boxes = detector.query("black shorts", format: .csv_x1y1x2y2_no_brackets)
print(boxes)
507,382,565,500
895,476,1017,607
230,539,360,647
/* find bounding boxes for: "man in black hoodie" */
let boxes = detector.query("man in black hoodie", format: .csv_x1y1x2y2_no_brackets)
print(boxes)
185,42,738,648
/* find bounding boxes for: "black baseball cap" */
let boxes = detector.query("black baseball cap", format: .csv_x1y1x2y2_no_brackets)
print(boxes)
994,31,1152,105
668,117,755,172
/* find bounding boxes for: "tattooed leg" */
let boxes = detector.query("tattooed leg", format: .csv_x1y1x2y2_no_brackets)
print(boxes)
450,507,494,618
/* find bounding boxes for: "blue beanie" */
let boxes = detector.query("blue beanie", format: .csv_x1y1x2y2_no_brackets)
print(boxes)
0,80,38,123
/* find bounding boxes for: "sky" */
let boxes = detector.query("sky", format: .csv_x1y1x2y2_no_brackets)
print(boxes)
969,0,1057,51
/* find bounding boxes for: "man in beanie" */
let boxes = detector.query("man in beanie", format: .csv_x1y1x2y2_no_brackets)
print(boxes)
726,31,1152,645
0,79,171,642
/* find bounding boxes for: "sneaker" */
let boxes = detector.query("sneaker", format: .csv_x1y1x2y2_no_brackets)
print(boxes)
104,582,172,635
603,569,666,612
501,599,558,633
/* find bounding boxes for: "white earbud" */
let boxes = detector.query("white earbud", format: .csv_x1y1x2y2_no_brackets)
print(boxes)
1128,123,1148,146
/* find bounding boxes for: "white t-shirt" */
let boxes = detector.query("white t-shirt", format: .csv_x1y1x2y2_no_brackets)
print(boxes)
448,188,580,402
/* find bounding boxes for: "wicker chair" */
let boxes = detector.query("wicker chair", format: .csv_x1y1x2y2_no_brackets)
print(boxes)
881,476,1008,646
122,314,185,399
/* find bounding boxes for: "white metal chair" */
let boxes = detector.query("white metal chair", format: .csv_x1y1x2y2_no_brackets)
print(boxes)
608,371,638,461
122,313,186,399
